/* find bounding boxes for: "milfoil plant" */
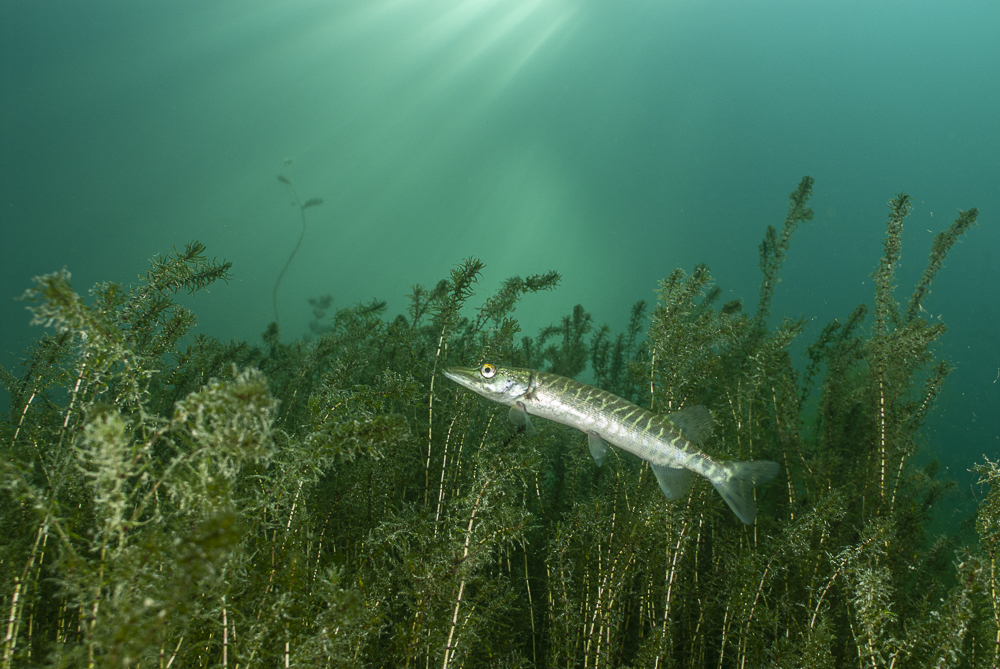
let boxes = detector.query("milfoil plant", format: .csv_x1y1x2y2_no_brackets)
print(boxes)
1,181,996,668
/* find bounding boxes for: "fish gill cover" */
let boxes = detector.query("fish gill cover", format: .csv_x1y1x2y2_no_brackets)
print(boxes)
1,177,997,668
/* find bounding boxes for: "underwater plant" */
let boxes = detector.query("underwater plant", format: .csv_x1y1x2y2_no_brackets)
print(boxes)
273,159,324,330
0,179,995,668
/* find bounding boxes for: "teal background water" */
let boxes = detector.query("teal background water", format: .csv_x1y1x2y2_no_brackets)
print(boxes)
2,0,997,503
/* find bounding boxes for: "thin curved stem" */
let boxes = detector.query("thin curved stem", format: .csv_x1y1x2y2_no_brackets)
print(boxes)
273,160,313,329
272,205,306,328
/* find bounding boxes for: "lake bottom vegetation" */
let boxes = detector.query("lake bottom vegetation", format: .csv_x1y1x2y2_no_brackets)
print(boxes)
3,177,998,668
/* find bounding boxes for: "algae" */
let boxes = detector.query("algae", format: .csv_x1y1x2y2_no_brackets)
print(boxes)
0,179,994,668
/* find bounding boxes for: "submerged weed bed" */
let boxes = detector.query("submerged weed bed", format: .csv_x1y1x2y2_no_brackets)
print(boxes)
2,178,997,668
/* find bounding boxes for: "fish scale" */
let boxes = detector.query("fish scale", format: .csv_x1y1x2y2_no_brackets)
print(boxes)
444,363,779,524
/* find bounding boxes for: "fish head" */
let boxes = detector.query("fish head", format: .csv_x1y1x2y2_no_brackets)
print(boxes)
442,364,531,405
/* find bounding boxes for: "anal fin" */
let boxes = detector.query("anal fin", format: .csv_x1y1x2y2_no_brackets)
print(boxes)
651,464,696,500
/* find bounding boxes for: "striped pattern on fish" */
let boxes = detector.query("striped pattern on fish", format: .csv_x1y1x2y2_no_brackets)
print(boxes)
443,363,778,524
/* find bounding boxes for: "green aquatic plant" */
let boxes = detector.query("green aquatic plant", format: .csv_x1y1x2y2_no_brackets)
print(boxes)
273,159,324,330
0,178,994,668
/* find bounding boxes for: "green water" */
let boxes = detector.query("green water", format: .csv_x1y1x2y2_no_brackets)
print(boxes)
1,1,998,666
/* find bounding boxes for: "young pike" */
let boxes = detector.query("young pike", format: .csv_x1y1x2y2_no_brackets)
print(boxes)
443,363,779,524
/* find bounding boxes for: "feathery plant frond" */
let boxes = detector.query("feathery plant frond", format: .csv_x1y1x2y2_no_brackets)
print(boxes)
906,207,979,323
757,175,814,327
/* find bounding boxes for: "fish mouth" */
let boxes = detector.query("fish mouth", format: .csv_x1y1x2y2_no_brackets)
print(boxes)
442,366,475,387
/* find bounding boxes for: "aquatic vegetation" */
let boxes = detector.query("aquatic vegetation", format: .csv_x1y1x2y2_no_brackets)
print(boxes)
1,179,994,667
273,159,324,330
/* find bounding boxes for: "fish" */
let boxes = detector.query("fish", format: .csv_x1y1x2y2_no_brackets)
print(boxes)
443,363,779,524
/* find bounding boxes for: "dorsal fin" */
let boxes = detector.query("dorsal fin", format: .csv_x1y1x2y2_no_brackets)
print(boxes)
666,405,713,444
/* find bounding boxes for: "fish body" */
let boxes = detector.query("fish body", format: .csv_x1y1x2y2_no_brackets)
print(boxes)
443,363,778,524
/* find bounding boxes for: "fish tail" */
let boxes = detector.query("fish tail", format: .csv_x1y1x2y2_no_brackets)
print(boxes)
711,460,780,524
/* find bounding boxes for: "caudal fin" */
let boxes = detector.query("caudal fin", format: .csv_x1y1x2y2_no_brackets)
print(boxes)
711,460,780,524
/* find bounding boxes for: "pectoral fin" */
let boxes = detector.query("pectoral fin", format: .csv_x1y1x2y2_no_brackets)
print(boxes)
587,431,608,467
508,402,536,436
651,464,696,500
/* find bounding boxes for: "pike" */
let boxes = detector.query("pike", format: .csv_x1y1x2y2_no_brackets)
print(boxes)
444,363,779,524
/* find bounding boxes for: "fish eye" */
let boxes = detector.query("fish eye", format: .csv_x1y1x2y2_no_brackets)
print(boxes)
480,363,497,379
